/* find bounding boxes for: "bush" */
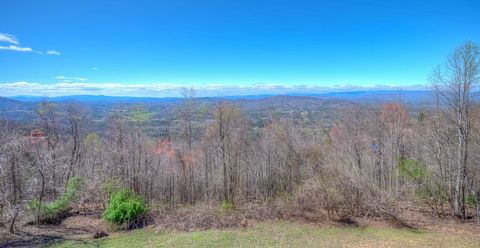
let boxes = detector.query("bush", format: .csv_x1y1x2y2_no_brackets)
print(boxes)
220,201,235,212
295,165,376,221
102,188,147,227
100,178,122,207
397,158,448,216
397,158,426,182
466,192,478,207
28,177,83,224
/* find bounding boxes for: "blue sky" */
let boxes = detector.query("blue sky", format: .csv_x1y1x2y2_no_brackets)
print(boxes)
0,0,479,96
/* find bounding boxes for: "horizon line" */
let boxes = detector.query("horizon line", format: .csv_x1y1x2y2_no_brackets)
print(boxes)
0,81,429,98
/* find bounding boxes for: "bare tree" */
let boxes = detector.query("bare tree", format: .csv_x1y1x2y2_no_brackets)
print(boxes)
431,41,480,218
37,101,62,198
65,103,87,186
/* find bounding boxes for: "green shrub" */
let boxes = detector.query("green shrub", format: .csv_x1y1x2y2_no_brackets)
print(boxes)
28,177,83,224
101,178,122,206
397,158,426,181
397,158,448,216
216,200,235,217
466,192,478,207
220,200,234,212
102,188,147,226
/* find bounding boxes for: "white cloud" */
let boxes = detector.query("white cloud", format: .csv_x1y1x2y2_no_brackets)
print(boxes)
0,33,61,54
46,50,61,55
0,33,19,45
0,45,33,52
0,33,32,52
92,67,99,71
0,81,429,97
55,76,87,82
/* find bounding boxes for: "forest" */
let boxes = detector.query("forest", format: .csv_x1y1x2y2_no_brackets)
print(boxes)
1,42,480,245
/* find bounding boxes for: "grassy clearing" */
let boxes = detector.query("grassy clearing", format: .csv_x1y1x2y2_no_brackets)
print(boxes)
51,221,480,248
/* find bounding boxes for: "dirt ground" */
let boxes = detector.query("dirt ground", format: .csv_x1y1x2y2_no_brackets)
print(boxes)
0,211,106,247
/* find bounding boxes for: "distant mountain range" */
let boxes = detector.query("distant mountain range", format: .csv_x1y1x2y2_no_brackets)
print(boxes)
7,90,433,104
0,90,435,132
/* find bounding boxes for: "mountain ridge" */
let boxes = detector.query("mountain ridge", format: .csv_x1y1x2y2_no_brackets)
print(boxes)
7,90,432,103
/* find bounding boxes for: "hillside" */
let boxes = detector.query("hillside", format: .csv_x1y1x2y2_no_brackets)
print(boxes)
1,91,429,131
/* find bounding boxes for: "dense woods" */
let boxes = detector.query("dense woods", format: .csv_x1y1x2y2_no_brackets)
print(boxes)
1,42,480,233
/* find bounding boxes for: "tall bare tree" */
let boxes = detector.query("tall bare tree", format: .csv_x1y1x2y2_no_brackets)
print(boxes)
431,41,480,218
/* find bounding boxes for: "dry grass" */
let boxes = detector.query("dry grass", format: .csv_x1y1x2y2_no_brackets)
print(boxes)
51,220,480,248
